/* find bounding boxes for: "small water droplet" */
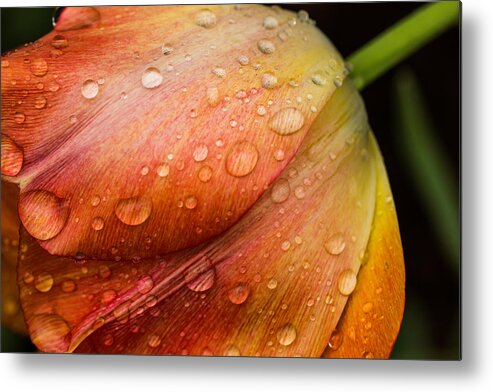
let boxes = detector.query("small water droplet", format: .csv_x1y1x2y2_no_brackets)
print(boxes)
185,195,198,209
311,73,327,86
195,10,217,28
114,196,152,226
225,141,259,177
161,44,173,55
212,67,226,78
69,114,77,124
261,73,278,89
362,302,373,313
31,58,48,77
23,272,34,284
257,39,276,54
224,344,241,356
14,111,26,124
324,233,346,255
267,278,278,290
263,16,279,29
257,105,267,116
90,195,101,207
34,95,47,109
81,79,99,99
19,190,69,240
184,260,216,292
280,239,291,251
270,179,290,203
277,323,297,346
207,86,219,106
338,269,357,296
269,108,305,136
334,76,343,88
91,216,104,231
35,272,54,293
148,334,161,348
198,165,213,182
137,275,154,294
140,165,150,176
228,283,250,305
193,144,209,162
157,163,170,178
61,279,76,293
293,186,306,199
142,67,163,89
237,55,249,65
328,329,343,350
51,34,68,49
1,135,24,176
298,10,310,23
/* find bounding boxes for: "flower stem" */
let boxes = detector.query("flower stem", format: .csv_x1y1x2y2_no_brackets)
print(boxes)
348,1,460,90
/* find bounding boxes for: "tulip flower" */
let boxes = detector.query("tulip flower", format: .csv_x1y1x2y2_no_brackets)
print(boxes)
0,3,456,357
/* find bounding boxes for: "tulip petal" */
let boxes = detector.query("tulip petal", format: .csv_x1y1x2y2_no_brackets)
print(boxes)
323,135,405,359
2,5,347,260
1,181,27,334
18,81,388,355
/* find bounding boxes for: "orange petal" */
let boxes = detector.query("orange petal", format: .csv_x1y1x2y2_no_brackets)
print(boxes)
1,181,27,334
2,5,347,260
18,81,392,355
323,135,405,359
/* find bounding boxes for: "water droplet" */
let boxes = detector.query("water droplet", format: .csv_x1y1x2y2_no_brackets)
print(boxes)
270,178,290,203
324,233,346,255
99,264,111,278
298,10,310,23
31,58,48,77
137,275,154,294
90,195,101,207
338,269,357,296
257,105,267,116
35,272,54,293
184,261,216,292
267,278,278,290
142,67,163,89
225,141,259,177
14,111,25,124
19,190,69,240
23,272,34,284
207,86,219,106
61,279,76,293
140,165,150,176
363,351,374,359
261,73,278,89
195,10,217,29
362,302,373,313
148,334,161,348
237,55,249,65
334,76,343,88
161,44,173,55
51,34,68,49
273,149,285,161
263,16,279,29
228,283,250,305
1,135,24,176
311,73,327,86
293,186,306,199
29,313,71,352
101,289,117,304
34,95,47,109
193,144,209,162
277,323,297,346
280,240,291,251
212,67,226,78
91,216,104,231
114,196,152,226
1,59,9,68
257,39,276,54
157,163,170,177
269,108,305,136
81,79,99,99
185,195,198,210
198,165,213,182
328,329,343,350
224,344,241,356
69,115,77,124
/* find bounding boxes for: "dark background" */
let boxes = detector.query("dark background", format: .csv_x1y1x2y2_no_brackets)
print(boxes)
1,3,460,359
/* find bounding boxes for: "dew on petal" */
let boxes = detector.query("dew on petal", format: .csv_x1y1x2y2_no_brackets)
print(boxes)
184,195,198,210
31,58,48,77
148,334,162,348
195,10,217,28
263,16,279,29
269,108,305,136
91,216,104,231
19,190,69,240
157,163,170,178
29,313,71,352
114,196,152,226
198,165,213,182
324,233,346,255
51,34,68,49
258,39,276,54
142,67,163,89
277,323,297,346
228,283,250,305
137,275,154,294
225,141,259,177
34,272,54,293
338,269,357,296
1,135,24,176
81,79,99,99
261,73,278,89
193,144,209,162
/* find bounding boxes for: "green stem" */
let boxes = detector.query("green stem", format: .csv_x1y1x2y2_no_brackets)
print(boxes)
349,1,460,90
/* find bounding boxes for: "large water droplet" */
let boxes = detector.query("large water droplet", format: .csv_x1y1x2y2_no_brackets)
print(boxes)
195,10,217,28
35,272,54,293
324,233,346,255
184,259,215,292
277,323,297,346
337,269,357,296
269,108,305,136
81,79,99,99
114,196,152,226
257,40,276,54
270,178,290,203
31,58,48,77
29,313,71,352
225,141,259,177
1,135,24,176
142,67,163,89
19,190,69,240
228,283,250,305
